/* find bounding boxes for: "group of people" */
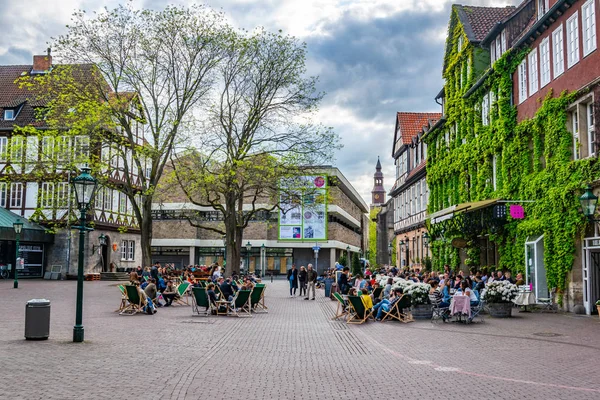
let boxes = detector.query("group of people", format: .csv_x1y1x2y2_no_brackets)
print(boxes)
128,262,261,314
286,264,318,300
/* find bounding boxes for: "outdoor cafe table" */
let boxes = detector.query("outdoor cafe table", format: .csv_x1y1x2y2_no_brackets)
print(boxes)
450,295,471,320
513,291,536,312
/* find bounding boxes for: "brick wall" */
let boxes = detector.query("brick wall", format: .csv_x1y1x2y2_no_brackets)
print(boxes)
329,186,363,222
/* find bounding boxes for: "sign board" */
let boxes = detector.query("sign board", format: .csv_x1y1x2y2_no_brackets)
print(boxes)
16,257,25,270
279,176,328,241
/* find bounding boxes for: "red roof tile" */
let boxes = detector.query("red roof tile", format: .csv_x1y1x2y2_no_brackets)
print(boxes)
396,112,442,145
456,5,517,43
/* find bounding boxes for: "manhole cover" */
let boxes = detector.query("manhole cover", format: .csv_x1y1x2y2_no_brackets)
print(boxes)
532,332,562,337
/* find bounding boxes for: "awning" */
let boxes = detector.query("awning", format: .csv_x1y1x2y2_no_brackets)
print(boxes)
429,199,500,225
0,208,54,243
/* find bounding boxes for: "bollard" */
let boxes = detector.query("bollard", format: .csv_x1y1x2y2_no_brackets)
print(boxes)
270,273,273,283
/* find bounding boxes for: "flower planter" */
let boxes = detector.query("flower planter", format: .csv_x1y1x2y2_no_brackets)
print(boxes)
412,304,433,320
597,305,600,319
487,302,513,318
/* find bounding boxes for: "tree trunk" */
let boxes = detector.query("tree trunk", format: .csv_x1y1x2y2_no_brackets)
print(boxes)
140,197,153,268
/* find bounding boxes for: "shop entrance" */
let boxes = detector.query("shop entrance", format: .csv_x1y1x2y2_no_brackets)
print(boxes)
583,237,600,315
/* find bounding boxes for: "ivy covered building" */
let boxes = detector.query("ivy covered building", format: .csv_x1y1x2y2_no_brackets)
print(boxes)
425,0,600,314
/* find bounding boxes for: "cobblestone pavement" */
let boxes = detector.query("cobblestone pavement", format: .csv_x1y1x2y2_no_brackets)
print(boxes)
1,278,600,400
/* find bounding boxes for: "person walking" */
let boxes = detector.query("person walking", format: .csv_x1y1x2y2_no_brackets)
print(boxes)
298,266,308,297
305,264,317,300
287,264,298,297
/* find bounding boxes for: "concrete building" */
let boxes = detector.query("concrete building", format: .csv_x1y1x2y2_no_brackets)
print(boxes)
151,166,369,275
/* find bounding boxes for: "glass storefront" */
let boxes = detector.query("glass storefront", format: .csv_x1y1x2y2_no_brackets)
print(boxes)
0,241,45,278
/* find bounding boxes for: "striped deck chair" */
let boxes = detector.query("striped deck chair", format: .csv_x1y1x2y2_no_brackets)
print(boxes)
115,284,127,312
346,295,372,324
192,287,215,316
227,290,252,317
250,285,267,313
332,292,348,320
120,285,147,315
174,281,191,305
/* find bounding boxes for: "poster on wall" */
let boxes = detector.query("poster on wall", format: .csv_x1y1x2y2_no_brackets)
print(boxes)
279,176,328,241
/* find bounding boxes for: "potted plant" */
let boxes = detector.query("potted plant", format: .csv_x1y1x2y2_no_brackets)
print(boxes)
481,280,518,317
596,299,600,319
393,280,432,319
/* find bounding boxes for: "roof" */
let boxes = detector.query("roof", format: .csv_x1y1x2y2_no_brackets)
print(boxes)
0,63,97,130
0,208,46,230
455,5,517,43
394,112,442,152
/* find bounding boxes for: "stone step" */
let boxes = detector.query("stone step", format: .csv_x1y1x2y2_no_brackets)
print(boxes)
100,272,130,281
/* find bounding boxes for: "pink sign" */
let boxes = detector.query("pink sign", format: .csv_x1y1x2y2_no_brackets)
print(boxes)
510,205,525,219
314,176,325,188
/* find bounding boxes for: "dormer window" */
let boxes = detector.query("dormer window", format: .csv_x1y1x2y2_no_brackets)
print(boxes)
458,36,463,53
4,109,15,121
537,0,549,20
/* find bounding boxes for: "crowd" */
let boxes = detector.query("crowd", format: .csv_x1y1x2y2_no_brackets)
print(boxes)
127,262,261,314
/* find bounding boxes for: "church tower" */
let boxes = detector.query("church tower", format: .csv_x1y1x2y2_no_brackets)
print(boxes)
371,157,386,206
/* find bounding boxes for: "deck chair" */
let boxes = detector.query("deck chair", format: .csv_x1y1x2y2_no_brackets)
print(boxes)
346,295,372,324
332,292,348,320
174,281,191,306
115,284,127,313
120,285,147,315
381,295,413,323
253,283,268,311
250,285,267,313
372,287,383,301
192,287,215,316
537,288,558,313
227,290,252,317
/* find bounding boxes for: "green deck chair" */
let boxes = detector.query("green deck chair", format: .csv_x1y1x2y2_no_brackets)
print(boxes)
192,287,215,316
120,285,146,315
381,295,414,323
249,285,267,313
347,295,372,324
174,281,191,306
228,290,252,317
115,284,127,313
332,292,348,320
372,286,383,300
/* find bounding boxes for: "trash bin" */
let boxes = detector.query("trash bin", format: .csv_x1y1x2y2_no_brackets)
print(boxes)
324,278,334,298
25,299,51,340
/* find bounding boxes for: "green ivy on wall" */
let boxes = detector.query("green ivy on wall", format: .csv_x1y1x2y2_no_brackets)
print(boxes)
425,12,599,296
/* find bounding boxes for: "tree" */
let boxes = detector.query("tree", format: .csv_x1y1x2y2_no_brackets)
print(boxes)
28,5,232,266
351,253,361,277
171,29,339,276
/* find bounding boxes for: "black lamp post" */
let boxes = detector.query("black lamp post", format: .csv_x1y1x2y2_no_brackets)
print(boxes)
245,241,252,274
580,186,599,220
346,245,350,267
13,218,23,289
222,234,227,267
399,239,405,267
71,167,98,343
405,235,410,267
423,232,430,257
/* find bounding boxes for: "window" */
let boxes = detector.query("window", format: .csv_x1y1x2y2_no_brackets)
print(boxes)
490,41,497,63
528,49,539,95
573,109,580,160
56,182,69,208
495,37,502,61
582,0,597,56
501,29,507,54
482,94,490,126
119,192,127,213
41,136,54,162
553,25,565,78
567,12,580,68
40,182,54,208
458,36,463,53
10,136,23,162
73,136,89,162
588,102,596,156
56,136,70,163
540,38,551,87
0,137,7,161
0,182,7,207
538,0,548,20
26,137,38,163
10,182,22,208
4,109,15,120
518,60,528,104
416,183,422,213
121,240,135,261
103,188,112,210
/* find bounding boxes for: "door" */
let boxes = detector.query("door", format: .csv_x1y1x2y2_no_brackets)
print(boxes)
525,235,547,301
101,235,110,272
590,251,600,315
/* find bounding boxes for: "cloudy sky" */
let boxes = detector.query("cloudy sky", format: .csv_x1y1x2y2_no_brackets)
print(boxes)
0,0,519,204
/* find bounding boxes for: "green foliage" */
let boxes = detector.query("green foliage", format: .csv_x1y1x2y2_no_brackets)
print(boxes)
368,208,379,266
426,22,599,294
351,252,361,277
337,253,348,268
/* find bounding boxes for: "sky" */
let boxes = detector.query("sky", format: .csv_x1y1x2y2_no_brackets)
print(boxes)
0,0,520,204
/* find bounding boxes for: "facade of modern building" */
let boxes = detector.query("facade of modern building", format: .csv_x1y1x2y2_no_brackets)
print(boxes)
425,0,600,313
390,112,441,269
0,53,145,277
151,166,369,275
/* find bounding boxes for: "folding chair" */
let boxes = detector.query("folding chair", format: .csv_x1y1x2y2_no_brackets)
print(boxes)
120,285,147,315
346,295,372,324
428,293,449,323
227,290,252,317
371,287,383,301
332,292,348,320
382,295,413,323
191,287,215,316
537,288,558,313
115,284,127,313
174,281,191,306
468,300,485,323
250,285,267,313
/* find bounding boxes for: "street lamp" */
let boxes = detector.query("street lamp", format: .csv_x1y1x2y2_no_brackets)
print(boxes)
222,234,227,267
388,242,392,257
13,218,23,289
346,245,350,267
245,241,252,274
314,242,320,274
423,232,430,258
261,243,266,278
71,167,98,343
580,186,598,220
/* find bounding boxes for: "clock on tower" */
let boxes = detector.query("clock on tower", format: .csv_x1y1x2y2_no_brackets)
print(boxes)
371,157,386,206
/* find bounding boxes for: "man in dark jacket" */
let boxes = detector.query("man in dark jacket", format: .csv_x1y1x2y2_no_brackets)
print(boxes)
305,264,318,300
338,267,350,294
286,265,298,297
220,278,235,301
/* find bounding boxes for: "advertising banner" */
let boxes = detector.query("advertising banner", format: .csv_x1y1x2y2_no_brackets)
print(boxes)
279,176,328,240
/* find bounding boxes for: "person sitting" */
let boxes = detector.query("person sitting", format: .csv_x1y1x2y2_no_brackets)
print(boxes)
220,278,235,301
428,280,450,319
162,280,179,307
360,288,373,311
383,278,393,299
504,271,515,284
144,278,158,305
372,288,403,321
129,270,139,285
206,283,218,310
353,274,366,291
338,267,350,294
461,280,479,306
515,273,525,286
